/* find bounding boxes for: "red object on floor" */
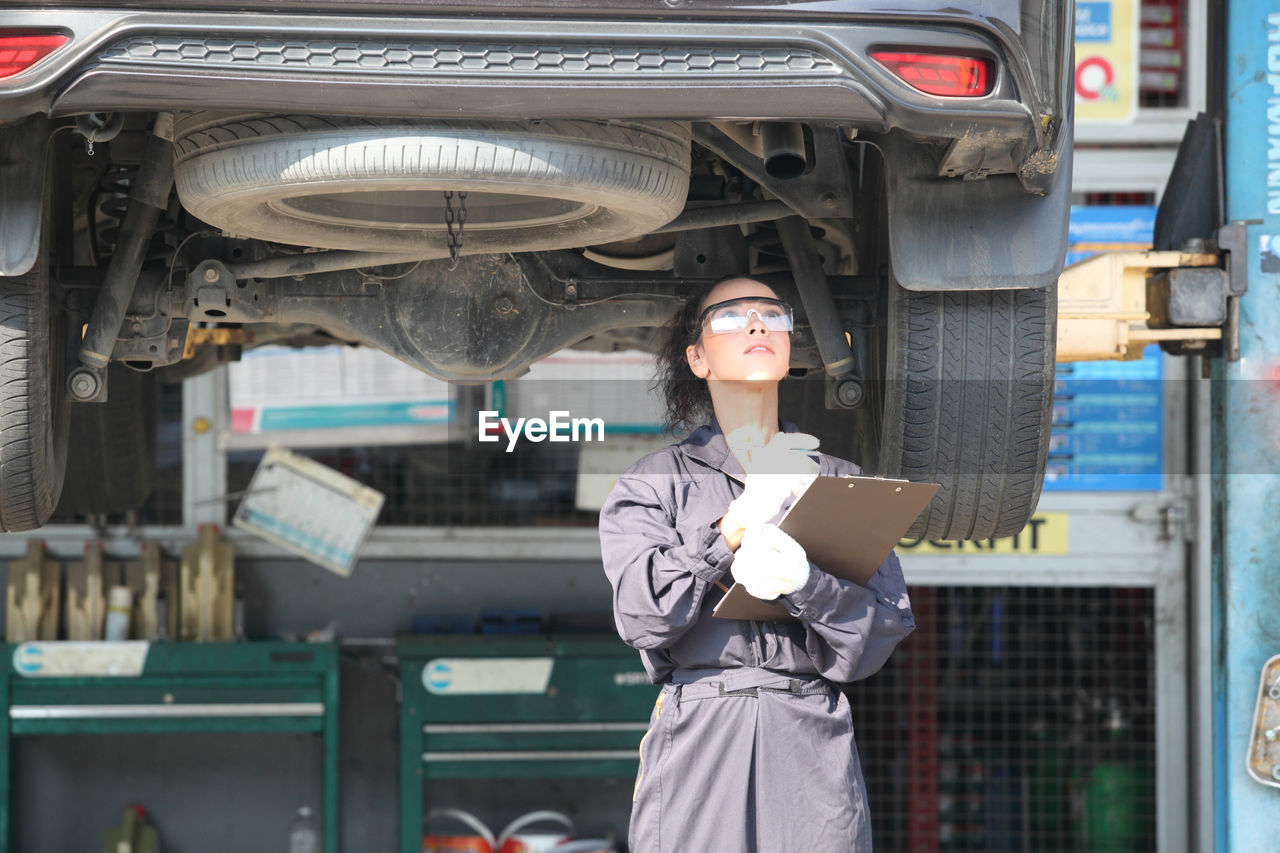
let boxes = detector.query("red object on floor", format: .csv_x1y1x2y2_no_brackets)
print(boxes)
906,587,939,852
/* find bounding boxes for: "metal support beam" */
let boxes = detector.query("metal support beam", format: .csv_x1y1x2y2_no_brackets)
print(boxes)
1190,360,1215,853
182,368,229,529
1155,549,1190,853
1213,2,1280,849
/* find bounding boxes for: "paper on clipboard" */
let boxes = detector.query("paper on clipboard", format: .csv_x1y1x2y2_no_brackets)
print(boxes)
713,475,939,621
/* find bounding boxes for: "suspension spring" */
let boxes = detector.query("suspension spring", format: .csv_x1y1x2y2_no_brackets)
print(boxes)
92,165,177,263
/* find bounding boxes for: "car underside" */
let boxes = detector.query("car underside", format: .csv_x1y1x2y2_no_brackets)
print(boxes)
0,0,1074,539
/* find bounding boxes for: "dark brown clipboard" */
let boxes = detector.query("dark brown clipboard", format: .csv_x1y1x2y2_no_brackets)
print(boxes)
712,475,940,621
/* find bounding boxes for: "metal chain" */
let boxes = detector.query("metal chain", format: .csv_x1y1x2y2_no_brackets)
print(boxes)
443,190,468,271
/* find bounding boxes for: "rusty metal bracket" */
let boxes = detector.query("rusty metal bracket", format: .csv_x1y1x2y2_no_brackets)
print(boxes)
1247,654,1280,788
182,327,253,361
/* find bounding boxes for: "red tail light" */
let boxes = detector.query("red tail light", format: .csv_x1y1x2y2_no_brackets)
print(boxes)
871,51,993,97
0,33,69,80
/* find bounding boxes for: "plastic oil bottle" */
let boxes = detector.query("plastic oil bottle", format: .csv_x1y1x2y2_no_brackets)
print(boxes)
1076,705,1150,852
288,805,320,853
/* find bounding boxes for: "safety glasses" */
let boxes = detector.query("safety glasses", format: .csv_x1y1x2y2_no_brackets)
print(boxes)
697,297,794,336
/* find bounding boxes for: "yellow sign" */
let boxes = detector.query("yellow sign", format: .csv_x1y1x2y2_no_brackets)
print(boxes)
897,513,1069,556
1074,0,1137,123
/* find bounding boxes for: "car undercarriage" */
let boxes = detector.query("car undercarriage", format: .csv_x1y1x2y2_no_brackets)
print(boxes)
0,1,1073,539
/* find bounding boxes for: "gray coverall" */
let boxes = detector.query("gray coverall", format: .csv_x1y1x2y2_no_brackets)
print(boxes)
598,420,915,853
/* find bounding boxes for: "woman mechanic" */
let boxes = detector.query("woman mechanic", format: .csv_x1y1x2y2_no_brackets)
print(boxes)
598,276,915,852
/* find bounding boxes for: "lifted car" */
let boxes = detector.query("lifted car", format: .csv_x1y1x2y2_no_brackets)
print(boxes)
0,1,1072,538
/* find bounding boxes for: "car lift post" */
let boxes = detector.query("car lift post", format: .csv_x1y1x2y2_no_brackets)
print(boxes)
1213,0,1280,848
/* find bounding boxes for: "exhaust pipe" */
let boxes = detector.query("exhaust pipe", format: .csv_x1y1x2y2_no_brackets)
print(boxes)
760,123,807,180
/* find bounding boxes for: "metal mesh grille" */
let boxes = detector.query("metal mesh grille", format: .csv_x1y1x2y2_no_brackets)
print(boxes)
224,356,668,527
851,586,1155,852
403,587,1157,850
226,440,599,528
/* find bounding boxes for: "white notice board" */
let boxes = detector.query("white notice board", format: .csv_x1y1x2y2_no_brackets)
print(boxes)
233,447,385,576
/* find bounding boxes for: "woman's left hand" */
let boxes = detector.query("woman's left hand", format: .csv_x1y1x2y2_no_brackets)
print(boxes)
727,429,820,479
731,524,811,600
721,430,821,538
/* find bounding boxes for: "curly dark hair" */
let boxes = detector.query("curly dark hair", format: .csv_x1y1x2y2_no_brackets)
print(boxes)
654,277,781,434
654,284,716,434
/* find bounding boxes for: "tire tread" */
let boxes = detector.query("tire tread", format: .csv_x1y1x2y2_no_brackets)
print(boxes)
884,284,1056,541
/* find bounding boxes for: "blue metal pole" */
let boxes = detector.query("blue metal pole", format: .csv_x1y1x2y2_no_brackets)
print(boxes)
1213,3,1280,850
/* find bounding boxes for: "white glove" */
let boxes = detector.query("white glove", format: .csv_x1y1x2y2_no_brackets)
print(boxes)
723,429,820,532
726,428,820,477
731,524,811,600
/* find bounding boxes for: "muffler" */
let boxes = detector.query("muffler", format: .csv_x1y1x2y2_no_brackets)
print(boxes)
760,123,808,180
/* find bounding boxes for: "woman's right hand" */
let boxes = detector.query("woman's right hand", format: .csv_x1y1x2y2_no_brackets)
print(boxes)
731,524,811,599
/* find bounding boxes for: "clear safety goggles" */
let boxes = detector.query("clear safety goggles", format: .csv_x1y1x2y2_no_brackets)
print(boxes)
697,297,794,336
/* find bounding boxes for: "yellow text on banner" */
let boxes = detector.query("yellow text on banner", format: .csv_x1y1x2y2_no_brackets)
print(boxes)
897,513,1069,556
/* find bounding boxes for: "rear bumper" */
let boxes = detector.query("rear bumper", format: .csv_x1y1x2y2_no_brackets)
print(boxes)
1,8,1059,180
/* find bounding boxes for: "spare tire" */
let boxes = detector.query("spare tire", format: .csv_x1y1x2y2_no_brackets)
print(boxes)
172,114,690,253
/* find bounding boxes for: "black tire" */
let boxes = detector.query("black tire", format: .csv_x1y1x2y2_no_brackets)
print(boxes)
172,114,690,253
879,282,1056,541
57,365,157,517
788,282,1055,542
0,186,70,531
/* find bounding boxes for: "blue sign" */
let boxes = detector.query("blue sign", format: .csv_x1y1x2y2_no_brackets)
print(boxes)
1049,205,1164,491
1066,205,1156,264
1043,347,1164,491
1068,204,1155,245
1075,2,1113,43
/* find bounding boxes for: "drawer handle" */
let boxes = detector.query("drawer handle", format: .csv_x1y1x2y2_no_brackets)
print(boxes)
423,722,648,734
424,749,639,763
11,703,324,720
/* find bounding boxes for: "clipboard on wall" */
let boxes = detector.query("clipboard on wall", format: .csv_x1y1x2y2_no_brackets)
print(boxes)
712,475,940,621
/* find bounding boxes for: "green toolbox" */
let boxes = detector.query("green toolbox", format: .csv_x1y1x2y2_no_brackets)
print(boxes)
0,641,339,852
397,634,655,853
